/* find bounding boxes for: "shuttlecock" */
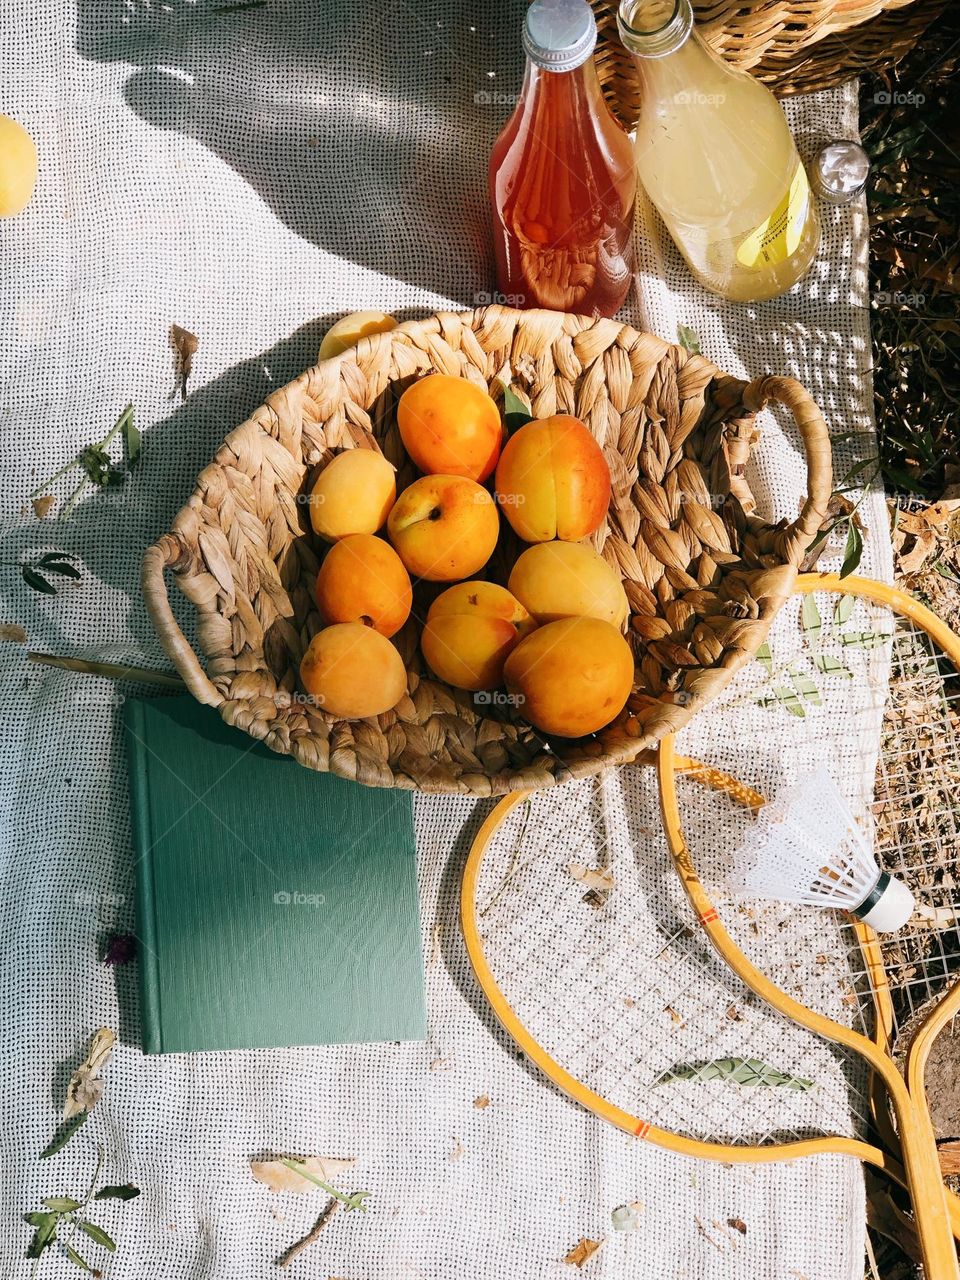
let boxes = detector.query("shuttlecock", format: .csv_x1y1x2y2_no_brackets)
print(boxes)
729,767,915,934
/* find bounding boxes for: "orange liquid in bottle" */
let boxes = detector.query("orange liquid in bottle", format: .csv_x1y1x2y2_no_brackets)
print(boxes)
489,56,636,318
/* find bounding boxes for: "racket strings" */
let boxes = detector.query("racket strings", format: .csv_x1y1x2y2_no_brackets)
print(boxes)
475,773,872,1147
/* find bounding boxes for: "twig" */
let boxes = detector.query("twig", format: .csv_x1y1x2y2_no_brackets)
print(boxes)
27,652,184,688
277,1198,340,1268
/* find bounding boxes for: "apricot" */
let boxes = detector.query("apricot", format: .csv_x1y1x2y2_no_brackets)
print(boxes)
387,474,500,582
315,534,412,638
508,541,628,627
503,617,635,738
0,115,38,218
495,414,610,542
308,448,396,542
318,311,396,361
300,623,407,719
421,582,536,691
398,374,502,482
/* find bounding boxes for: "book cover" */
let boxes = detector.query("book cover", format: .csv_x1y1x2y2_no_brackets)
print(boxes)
124,695,426,1053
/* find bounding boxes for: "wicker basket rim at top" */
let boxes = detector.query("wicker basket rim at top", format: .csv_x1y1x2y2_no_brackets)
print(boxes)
142,305,833,796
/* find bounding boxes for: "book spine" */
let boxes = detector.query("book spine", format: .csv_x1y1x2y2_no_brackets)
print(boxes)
124,699,163,1054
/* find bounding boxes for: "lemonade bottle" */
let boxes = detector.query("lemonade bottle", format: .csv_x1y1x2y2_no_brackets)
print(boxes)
617,0,820,302
489,0,637,318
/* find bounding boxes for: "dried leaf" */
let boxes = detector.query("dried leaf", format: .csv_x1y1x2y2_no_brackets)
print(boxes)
564,1238,603,1268
0,623,27,643
473,1095,490,1110
754,642,773,674
63,1027,115,1119
32,495,56,519
250,1155,356,1194
170,324,199,400
567,864,615,893
727,1218,748,1235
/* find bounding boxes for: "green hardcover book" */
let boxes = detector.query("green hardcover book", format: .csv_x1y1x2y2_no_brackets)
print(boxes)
124,695,426,1053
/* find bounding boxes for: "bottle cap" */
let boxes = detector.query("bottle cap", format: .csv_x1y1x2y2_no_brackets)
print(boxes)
856,872,915,933
523,0,597,73
811,139,870,205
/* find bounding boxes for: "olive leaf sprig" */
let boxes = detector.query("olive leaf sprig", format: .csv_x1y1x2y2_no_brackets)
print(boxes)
28,404,139,521
1,551,81,596
25,1145,140,1278
656,1057,814,1091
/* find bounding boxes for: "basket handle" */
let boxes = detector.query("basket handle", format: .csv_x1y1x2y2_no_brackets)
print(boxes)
742,374,834,562
141,541,223,707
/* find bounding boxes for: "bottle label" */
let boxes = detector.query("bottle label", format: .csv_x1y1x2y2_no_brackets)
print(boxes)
735,162,810,270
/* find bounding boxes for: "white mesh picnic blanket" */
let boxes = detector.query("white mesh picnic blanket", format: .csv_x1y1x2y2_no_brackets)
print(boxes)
0,1,888,1273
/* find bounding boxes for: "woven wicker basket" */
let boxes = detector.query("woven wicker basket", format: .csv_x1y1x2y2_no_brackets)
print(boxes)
143,306,832,796
591,0,946,112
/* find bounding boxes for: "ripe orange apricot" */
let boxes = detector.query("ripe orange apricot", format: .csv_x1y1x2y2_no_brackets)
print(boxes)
508,541,628,627
387,474,500,582
398,374,503,482
421,582,536,691
315,534,412,638
300,623,407,719
503,616,634,738
495,414,611,542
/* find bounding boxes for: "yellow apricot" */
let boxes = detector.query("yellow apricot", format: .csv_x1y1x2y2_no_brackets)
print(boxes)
308,449,397,542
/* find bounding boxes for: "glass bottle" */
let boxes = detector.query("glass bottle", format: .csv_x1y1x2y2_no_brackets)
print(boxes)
489,0,637,318
617,0,820,302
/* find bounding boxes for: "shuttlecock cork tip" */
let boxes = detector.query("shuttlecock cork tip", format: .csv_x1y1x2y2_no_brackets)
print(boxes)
855,872,915,933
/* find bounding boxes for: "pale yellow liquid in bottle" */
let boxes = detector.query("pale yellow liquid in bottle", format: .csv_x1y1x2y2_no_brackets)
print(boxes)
621,0,819,302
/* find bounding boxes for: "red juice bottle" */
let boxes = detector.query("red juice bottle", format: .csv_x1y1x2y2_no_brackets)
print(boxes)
489,0,637,318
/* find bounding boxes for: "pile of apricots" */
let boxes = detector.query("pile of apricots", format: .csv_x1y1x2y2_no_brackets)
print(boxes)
299,371,635,739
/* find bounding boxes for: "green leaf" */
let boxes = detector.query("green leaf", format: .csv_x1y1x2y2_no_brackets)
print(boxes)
657,1056,814,1090
812,654,853,677
22,567,56,594
38,551,78,567
77,1219,116,1251
790,673,821,705
63,1242,93,1272
800,594,821,640
772,685,805,717
278,1159,370,1211
840,521,863,578
839,630,891,650
40,560,82,579
25,1211,58,1258
502,386,533,433
677,324,701,355
42,1197,82,1212
78,444,125,489
94,1184,140,1202
833,594,855,625
120,406,141,466
754,642,773,674
40,1111,88,1159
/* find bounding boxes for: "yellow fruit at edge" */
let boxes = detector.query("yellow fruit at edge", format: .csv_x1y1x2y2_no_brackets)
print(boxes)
308,449,397,542
0,115,38,217
318,311,397,360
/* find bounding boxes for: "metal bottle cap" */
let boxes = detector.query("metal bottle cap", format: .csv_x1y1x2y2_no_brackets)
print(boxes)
523,0,598,73
811,139,871,205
